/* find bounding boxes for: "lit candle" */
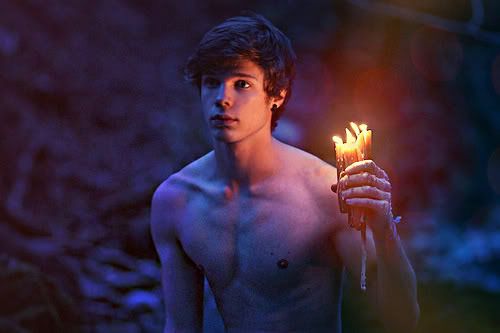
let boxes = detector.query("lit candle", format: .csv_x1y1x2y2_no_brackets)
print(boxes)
363,127,372,161
332,122,373,291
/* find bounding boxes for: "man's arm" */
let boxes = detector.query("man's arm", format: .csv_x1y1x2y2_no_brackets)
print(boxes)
334,219,419,332
150,180,204,333
372,218,420,332
333,161,419,332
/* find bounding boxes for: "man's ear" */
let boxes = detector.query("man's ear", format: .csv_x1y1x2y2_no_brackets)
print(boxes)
272,89,287,108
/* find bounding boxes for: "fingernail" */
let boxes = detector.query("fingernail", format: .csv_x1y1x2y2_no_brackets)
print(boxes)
331,184,337,193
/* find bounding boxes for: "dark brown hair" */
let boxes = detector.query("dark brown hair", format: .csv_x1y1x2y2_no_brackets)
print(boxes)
184,13,296,131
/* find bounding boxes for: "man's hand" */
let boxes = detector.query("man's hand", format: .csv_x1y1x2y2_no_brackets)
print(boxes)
337,160,393,237
335,160,420,331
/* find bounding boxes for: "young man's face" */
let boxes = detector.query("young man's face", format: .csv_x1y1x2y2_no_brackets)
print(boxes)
200,60,276,143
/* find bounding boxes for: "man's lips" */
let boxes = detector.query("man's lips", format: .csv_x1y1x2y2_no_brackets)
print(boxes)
210,114,238,127
210,114,237,121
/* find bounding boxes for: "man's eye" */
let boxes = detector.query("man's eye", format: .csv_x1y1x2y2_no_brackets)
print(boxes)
235,80,250,89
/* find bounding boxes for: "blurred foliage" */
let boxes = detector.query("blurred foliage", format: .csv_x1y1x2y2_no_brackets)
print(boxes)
0,255,81,333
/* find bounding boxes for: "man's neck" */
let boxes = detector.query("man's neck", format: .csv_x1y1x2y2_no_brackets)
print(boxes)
212,132,280,191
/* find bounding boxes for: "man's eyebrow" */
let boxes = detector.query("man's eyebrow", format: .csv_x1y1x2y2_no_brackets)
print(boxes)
230,72,259,80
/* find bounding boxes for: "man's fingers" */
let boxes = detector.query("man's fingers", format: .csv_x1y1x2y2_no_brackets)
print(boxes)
345,160,388,180
339,173,391,192
345,198,391,213
342,186,390,201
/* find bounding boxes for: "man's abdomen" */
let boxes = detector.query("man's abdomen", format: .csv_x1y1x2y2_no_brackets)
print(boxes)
215,265,344,333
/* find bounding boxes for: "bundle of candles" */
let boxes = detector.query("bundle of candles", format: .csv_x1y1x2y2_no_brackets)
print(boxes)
332,122,372,291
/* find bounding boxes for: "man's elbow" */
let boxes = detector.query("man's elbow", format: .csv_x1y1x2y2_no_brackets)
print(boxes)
412,301,421,330
405,301,420,332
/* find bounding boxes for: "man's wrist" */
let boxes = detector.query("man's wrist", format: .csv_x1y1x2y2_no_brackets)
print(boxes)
373,215,400,250
372,212,393,235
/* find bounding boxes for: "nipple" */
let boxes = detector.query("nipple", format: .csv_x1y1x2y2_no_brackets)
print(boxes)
277,259,289,269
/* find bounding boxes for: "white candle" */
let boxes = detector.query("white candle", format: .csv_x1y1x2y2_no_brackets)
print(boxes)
332,122,373,291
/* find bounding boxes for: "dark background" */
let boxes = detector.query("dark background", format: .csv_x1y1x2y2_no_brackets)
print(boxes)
1,0,499,332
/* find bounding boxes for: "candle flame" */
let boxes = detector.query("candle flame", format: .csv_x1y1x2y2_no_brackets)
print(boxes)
359,124,368,132
345,128,356,144
332,136,343,145
350,122,360,137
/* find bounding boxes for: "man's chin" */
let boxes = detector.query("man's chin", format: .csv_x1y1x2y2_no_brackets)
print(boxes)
212,129,238,143
213,134,239,144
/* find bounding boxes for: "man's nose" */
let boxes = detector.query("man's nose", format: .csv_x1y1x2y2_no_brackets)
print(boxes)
215,83,232,108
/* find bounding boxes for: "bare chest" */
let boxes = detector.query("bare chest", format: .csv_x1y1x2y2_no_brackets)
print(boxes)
177,187,340,293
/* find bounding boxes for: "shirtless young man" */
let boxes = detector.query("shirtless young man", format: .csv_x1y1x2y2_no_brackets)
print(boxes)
151,13,419,333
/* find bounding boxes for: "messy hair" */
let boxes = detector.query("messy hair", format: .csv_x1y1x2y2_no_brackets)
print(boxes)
184,12,296,131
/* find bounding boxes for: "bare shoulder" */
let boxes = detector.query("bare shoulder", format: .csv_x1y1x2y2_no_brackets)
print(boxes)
276,140,341,222
153,151,215,198
150,151,215,241
277,140,338,186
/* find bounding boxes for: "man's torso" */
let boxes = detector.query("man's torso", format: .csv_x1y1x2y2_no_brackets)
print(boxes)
169,146,345,332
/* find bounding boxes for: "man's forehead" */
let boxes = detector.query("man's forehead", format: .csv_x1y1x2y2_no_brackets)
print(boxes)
203,60,263,79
